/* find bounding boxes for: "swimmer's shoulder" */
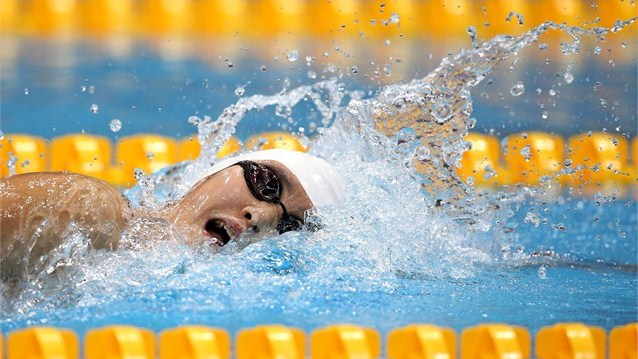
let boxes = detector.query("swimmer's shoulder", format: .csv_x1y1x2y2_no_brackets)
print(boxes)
1,171,132,222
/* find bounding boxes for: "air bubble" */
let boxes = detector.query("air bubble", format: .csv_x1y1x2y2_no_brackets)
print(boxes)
510,81,525,96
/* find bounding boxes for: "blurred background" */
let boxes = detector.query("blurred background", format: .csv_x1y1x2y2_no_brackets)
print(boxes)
0,0,636,184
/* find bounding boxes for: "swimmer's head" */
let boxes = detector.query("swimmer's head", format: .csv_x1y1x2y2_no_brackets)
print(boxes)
166,149,345,248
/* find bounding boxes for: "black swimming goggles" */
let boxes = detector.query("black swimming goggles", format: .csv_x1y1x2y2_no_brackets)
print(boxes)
235,160,304,235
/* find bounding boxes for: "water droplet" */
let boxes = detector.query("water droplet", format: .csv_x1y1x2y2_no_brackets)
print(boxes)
81,85,87,92
147,152,155,159
24,88,29,95
541,111,549,119
510,81,525,96
20,160,30,168
370,19,377,26
287,50,299,62
594,46,601,55
431,102,453,123
260,65,267,72
553,222,566,232
227,62,234,68
90,104,99,113
351,66,358,74
520,144,531,160
538,266,547,279
524,212,541,227
466,176,475,187
306,70,317,79
466,26,478,48
109,119,122,133
384,39,391,46
415,145,431,161
599,98,608,108
563,71,574,84
538,43,548,50
234,86,245,97
549,89,556,96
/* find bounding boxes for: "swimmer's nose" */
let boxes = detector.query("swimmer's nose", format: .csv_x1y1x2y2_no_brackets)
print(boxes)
240,203,280,232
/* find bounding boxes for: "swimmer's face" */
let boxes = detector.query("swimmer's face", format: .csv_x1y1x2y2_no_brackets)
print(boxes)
167,160,313,248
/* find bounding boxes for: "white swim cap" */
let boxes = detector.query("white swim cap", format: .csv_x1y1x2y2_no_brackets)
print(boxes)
204,149,346,207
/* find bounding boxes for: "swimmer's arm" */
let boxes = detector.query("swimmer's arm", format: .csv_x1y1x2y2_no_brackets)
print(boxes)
0,172,131,279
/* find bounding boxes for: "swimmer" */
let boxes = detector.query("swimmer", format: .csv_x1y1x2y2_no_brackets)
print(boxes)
0,149,345,281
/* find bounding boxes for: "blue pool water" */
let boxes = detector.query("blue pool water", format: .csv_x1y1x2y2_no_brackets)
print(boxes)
1,23,637,336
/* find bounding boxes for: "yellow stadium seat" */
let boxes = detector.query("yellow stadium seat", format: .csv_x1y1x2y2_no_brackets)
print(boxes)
457,133,502,186
479,0,530,37
567,132,632,186
610,323,637,359
421,0,477,37
536,323,605,359
179,136,241,161
77,0,133,33
8,327,78,359
387,324,456,359
245,132,308,152
25,0,78,33
502,132,565,186
248,0,307,36
534,0,588,33
143,0,193,34
633,138,638,168
85,326,154,359
0,134,48,176
51,134,112,180
311,324,380,359
237,325,305,359
192,0,248,35
116,134,178,187
160,326,230,359
0,0,19,32
306,0,362,37
461,324,530,359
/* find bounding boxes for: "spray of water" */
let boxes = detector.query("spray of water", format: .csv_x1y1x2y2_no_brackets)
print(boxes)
1,19,635,323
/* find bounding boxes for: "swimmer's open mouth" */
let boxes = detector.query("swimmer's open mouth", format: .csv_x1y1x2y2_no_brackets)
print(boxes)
204,219,232,246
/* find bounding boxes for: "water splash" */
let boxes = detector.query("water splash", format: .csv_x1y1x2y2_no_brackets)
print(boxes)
1,19,636,325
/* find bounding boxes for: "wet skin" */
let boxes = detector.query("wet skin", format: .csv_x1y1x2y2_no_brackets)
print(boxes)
0,161,313,281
